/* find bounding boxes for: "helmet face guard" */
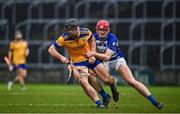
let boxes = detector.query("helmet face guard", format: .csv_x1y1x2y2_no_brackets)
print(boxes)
64,18,79,30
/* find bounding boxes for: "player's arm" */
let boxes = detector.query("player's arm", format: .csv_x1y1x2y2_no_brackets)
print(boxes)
25,43,30,57
87,32,96,64
5,43,14,71
48,36,69,63
8,43,13,64
87,49,113,61
88,34,96,52
26,48,30,57
87,35,118,60
48,44,69,63
8,50,12,63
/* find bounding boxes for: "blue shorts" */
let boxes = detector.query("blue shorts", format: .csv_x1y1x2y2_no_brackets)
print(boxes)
73,60,101,69
16,64,27,69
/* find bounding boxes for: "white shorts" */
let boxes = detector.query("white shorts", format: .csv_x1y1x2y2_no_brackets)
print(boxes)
103,58,127,71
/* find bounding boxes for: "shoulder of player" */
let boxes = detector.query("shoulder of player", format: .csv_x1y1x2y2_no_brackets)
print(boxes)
92,33,99,40
108,32,117,38
19,39,28,45
80,28,91,35
10,41,15,44
59,32,70,40
21,39,27,42
108,33,118,41
10,40,17,45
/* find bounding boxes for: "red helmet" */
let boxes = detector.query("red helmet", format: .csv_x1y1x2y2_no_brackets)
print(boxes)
96,20,110,30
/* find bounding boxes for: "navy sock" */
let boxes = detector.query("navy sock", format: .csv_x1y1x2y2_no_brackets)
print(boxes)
95,100,103,105
147,95,158,105
99,89,109,100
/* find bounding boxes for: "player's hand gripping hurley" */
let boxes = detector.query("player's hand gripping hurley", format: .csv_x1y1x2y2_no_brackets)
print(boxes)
4,56,14,72
67,61,73,84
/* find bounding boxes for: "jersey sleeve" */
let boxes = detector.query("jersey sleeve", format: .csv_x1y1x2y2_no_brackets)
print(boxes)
53,36,64,48
86,29,93,41
107,35,118,52
91,34,96,41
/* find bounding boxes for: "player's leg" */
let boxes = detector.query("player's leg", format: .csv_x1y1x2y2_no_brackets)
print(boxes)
8,80,14,91
8,69,26,91
17,68,27,91
117,63,164,109
103,61,119,102
8,73,15,91
79,77,105,108
88,72,111,108
72,66,105,109
8,65,16,91
88,69,110,101
117,64,151,96
93,63,114,85
93,63,119,102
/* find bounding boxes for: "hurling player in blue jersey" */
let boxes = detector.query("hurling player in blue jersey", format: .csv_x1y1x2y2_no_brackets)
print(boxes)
86,20,164,110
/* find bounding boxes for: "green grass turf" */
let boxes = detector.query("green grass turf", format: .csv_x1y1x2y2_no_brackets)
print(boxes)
0,83,179,113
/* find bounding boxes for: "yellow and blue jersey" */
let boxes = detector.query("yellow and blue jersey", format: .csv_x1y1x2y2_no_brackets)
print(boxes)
10,40,28,65
53,28,93,63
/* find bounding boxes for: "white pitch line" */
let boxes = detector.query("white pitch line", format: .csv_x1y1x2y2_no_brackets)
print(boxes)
0,103,93,106
0,93,80,96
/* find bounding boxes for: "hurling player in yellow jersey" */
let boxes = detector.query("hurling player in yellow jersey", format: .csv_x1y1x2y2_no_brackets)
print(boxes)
48,18,117,109
7,31,29,91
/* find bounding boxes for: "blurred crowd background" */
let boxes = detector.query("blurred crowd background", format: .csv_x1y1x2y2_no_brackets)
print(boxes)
0,0,180,85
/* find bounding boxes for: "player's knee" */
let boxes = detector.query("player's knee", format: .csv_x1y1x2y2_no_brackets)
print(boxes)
19,71,26,77
88,76,96,83
18,76,24,81
89,72,96,77
21,74,26,78
79,78,87,85
104,76,114,85
18,72,25,78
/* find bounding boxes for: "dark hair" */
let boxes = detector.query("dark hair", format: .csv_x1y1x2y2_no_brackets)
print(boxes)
64,18,79,29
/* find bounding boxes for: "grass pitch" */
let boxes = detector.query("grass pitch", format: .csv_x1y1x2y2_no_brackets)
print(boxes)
0,84,179,113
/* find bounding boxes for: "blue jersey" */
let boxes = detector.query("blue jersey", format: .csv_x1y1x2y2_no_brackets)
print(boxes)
94,33,124,60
